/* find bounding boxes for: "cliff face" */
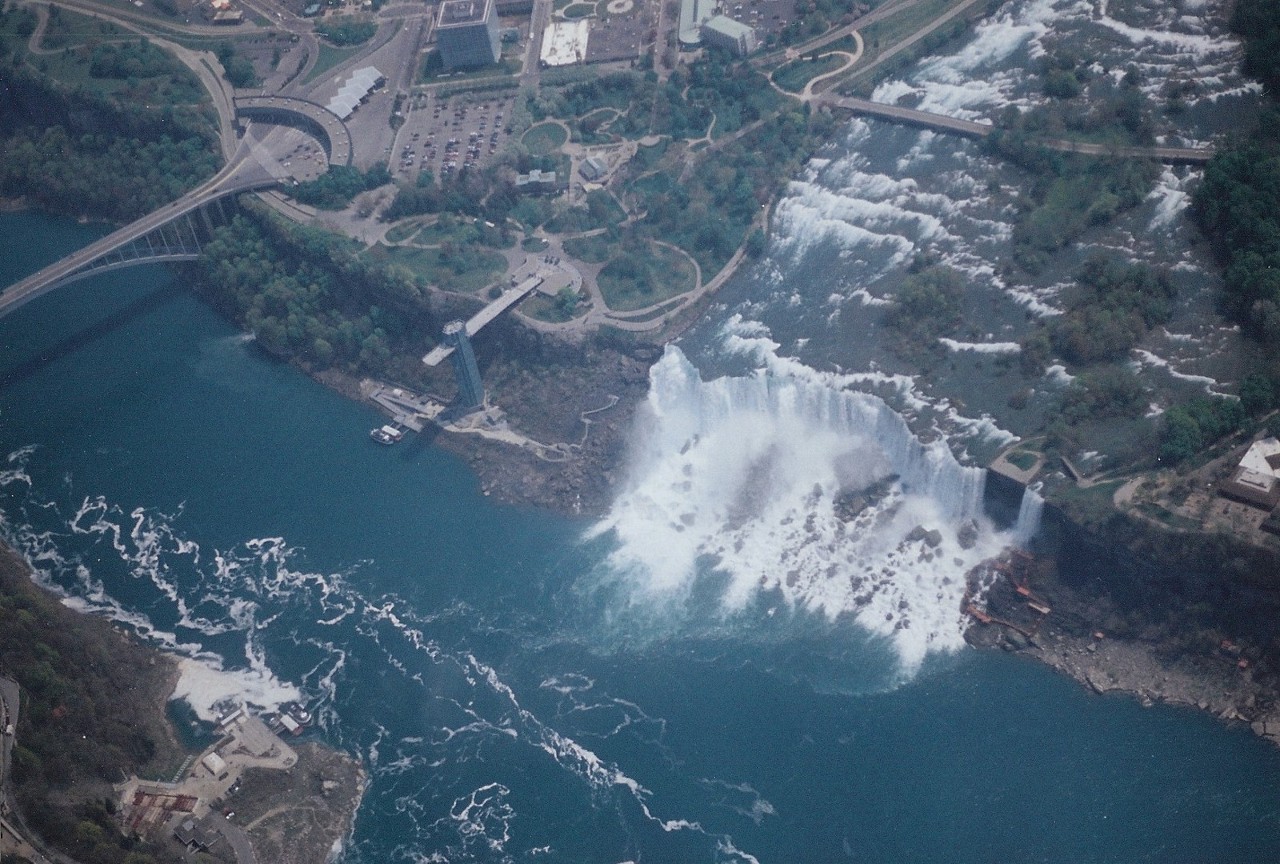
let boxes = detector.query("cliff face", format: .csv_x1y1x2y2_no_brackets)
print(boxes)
1039,503,1280,651
0,543,366,863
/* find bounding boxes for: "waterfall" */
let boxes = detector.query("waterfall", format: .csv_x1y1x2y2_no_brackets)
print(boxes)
591,346,1013,673
1013,484,1045,547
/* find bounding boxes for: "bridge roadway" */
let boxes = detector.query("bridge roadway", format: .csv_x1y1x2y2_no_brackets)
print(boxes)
819,95,1214,164
0,149,281,320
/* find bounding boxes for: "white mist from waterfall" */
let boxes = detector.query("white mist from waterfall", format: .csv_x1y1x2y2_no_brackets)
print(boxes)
591,346,1030,674
1014,485,1045,548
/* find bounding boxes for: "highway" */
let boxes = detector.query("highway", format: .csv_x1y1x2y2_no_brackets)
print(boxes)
234,95,354,165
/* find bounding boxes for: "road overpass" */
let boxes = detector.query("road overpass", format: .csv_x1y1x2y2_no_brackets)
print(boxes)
820,95,1214,164
234,96,354,166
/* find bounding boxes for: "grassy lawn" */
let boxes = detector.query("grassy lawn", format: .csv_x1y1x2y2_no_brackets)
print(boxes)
545,191,625,234
1051,477,1126,525
305,41,365,84
562,233,613,263
38,8,124,50
412,216,511,248
521,290,583,323
630,138,669,172
19,23,207,104
578,106,618,128
384,219,425,244
365,243,506,293
598,241,696,312
771,53,847,94
522,236,549,252
523,122,569,155
849,0,963,85
563,2,596,17
1135,501,1203,531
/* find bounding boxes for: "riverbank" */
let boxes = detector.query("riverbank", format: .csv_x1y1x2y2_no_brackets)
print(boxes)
318,330,657,517
0,541,366,863
965,548,1280,751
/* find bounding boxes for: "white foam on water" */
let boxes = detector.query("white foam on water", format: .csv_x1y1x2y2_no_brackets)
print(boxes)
0,445,37,489
592,341,1031,674
0,468,340,724
1131,348,1227,394
872,0,1086,120
1046,364,1075,384
938,339,1022,354
1095,0,1239,57
172,656,303,722
1147,167,1196,231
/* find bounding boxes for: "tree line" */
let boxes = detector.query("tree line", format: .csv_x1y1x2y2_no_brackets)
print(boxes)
192,202,439,384
1171,0,1280,462
0,60,219,222
0,551,183,864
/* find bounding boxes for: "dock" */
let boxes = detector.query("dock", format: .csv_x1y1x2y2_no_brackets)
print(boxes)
365,384,445,432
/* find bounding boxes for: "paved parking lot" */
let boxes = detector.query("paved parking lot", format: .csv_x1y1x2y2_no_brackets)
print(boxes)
389,90,520,184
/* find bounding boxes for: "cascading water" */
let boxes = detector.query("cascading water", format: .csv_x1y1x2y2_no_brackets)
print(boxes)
591,345,1029,673
1013,484,1045,548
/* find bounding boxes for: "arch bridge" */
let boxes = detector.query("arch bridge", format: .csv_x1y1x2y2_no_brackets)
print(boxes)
0,96,354,320
0,159,280,319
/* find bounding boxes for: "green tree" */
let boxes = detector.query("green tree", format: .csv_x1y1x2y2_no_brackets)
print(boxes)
1240,372,1276,415
1160,406,1203,464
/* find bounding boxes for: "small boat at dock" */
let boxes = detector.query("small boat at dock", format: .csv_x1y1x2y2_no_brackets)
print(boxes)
370,424,405,444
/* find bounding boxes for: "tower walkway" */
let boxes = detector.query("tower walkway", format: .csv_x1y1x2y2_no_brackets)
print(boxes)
422,275,545,366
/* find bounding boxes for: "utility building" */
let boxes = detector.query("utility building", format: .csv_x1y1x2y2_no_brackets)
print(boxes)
436,0,502,69
443,321,485,410
701,15,757,56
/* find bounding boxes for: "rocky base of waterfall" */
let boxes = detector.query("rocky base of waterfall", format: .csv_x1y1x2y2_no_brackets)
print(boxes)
318,340,656,518
964,552,1280,750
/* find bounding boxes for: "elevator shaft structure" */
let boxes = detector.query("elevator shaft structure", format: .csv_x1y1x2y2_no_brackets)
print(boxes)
443,320,484,410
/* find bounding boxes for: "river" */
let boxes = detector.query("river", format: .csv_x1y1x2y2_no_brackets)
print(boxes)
4,0,1280,859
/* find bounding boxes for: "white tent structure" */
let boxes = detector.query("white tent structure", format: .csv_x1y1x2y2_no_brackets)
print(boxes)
326,66,385,120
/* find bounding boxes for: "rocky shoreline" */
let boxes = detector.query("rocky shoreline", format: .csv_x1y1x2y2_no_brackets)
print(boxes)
321,328,1280,753
319,335,656,517
965,551,1280,750
0,541,366,863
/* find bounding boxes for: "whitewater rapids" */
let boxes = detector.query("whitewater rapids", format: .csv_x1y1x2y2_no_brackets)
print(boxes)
590,346,1042,673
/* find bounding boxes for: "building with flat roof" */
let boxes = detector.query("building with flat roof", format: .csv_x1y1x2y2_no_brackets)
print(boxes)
515,168,558,190
540,19,590,66
436,0,501,69
701,14,757,56
678,0,716,47
1220,437,1280,510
